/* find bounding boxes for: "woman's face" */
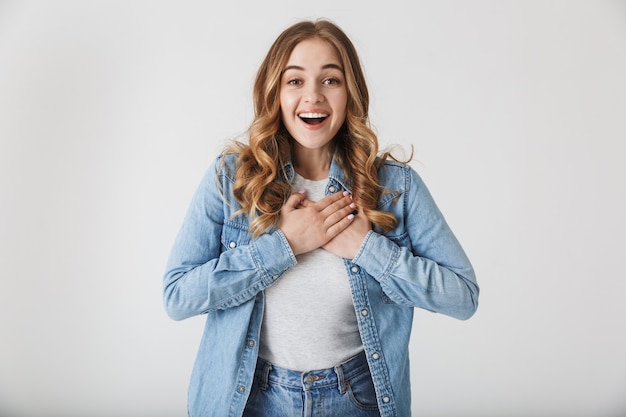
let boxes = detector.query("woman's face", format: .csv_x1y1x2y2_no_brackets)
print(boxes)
279,37,348,155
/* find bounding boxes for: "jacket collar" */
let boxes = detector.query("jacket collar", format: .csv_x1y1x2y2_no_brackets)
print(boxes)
282,154,352,193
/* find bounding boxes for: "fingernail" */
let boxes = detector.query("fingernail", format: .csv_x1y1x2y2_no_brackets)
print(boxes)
298,190,306,194
350,203,356,209
343,191,350,196
347,214,355,220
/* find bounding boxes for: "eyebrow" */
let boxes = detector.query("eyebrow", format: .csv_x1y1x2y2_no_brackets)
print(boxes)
282,63,344,73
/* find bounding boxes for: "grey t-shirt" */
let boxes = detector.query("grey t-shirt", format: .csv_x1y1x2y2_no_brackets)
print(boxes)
258,173,363,371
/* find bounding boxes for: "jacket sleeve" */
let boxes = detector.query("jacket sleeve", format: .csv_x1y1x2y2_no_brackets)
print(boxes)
162,157,296,321
352,165,479,320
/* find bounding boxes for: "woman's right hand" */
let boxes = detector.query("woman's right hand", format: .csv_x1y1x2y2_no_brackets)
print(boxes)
278,190,356,256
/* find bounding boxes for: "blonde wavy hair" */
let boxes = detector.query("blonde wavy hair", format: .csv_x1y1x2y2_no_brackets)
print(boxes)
224,19,405,237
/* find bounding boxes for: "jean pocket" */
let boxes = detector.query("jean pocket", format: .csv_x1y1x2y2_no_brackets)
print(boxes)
345,370,379,411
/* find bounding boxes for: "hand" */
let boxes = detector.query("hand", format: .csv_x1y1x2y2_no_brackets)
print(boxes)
323,205,372,259
278,191,356,256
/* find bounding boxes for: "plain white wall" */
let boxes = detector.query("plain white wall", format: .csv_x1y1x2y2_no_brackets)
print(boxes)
1,1,625,416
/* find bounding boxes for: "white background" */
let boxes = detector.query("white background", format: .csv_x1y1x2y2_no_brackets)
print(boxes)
1,1,625,416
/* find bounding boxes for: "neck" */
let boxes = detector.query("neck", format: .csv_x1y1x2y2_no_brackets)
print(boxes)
292,146,332,180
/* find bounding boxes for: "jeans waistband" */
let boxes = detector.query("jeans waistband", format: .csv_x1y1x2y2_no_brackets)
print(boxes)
255,350,369,392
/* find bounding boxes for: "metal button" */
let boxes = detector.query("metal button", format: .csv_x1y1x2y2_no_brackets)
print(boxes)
351,266,359,273
238,385,246,393
229,241,237,248
372,352,380,360
328,186,336,192
382,396,390,403
305,375,314,384
361,309,368,317
248,340,255,347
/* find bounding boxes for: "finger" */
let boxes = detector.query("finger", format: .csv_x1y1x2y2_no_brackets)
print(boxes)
283,190,306,210
316,190,351,210
298,198,313,208
324,201,357,227
320,194,353,218
325,210,356,238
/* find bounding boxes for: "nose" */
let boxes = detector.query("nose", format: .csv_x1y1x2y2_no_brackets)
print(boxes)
303,83,324,103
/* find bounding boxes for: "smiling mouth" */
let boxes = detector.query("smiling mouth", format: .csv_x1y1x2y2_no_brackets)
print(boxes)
299,112,328,125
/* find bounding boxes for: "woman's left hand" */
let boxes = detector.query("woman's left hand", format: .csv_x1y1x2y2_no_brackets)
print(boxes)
322,207,371,259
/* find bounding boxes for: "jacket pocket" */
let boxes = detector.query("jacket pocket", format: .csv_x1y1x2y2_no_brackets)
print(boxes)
221,220,251,251
381,290,396,305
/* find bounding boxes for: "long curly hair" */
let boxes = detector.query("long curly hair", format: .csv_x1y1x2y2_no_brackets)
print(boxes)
224,19,403,237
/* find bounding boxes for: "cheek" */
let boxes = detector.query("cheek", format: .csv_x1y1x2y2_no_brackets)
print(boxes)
279,91,297,115
334,96,348,122
331,90,348,115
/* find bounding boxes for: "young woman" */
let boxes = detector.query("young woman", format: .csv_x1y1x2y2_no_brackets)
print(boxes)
163,19,479,417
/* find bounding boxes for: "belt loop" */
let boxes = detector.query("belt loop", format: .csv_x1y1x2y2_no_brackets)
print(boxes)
259,360,272,391
334,364,347,394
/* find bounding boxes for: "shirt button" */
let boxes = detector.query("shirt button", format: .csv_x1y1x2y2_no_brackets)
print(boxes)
248,340,255,347
372,352,380,360
361,309,369,317
382,396,390,403
329,186,336,192
351,266,359,273
238,385,246,393
229,241,237,248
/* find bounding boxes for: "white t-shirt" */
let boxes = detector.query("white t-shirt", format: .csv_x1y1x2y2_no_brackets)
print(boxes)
258,173,364,371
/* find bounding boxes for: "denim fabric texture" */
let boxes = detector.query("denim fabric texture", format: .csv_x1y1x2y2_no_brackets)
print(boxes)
243,351,380,417
163,153,479,417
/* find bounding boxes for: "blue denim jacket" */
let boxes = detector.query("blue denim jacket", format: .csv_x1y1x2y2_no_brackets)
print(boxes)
164,153,479,417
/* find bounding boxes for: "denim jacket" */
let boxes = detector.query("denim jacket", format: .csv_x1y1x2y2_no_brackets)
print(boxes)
163,152,479,417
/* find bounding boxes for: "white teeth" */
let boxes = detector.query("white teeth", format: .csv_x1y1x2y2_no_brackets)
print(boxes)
299,112,328,118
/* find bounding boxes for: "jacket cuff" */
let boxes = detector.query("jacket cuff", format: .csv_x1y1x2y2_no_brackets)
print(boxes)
352,231,400,281
249,230,297,285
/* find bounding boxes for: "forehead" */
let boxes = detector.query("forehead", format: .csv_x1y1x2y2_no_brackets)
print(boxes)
284,37,343,69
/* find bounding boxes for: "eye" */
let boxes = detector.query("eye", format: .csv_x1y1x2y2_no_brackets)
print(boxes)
323,77,341,86
287,78,302,86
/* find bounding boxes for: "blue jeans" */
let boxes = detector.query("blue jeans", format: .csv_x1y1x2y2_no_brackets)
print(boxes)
243,351,381,417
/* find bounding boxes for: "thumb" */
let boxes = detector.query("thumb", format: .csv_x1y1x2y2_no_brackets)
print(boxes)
283,190,306,210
